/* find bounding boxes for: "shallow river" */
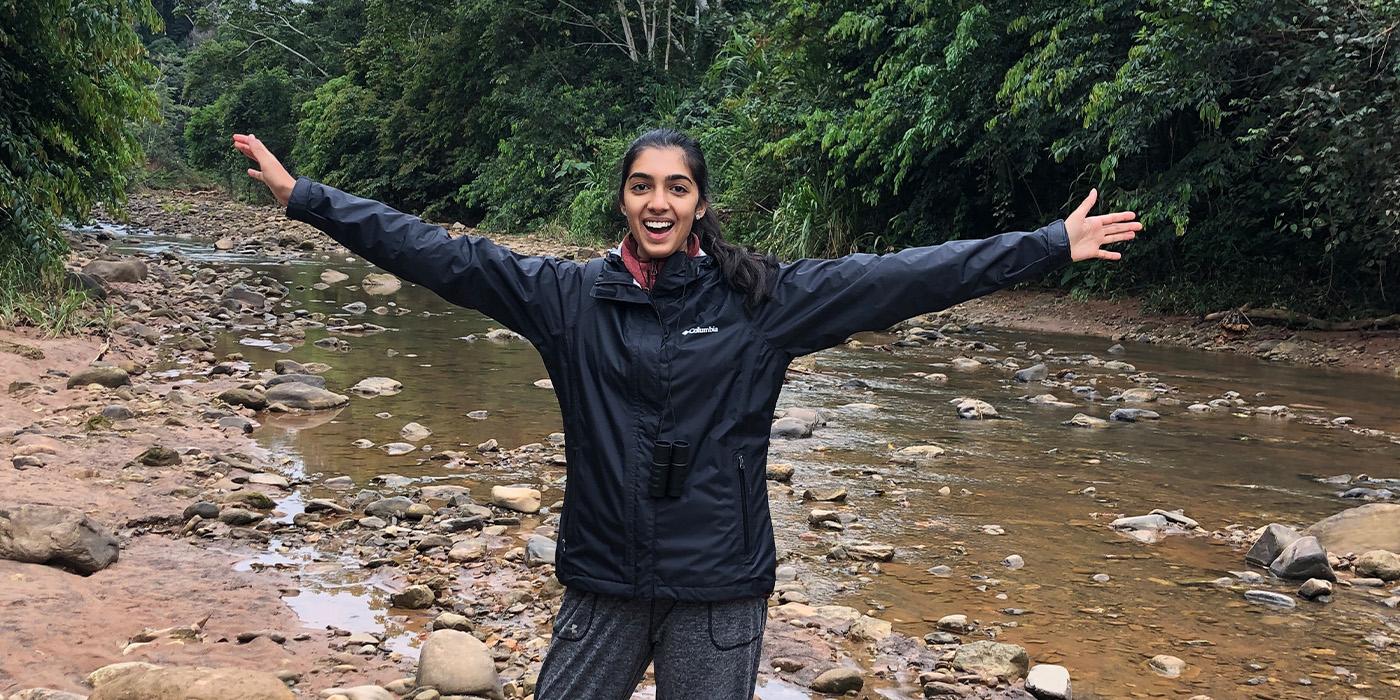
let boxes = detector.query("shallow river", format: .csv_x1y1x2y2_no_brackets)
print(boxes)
109,226,1400,699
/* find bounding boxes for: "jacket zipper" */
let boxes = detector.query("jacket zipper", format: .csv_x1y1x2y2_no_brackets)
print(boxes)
737,453,751,555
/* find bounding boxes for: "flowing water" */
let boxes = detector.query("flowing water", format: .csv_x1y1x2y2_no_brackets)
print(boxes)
107,225,1400,699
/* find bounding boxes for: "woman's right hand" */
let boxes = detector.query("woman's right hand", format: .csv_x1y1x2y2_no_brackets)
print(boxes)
231,133,296,207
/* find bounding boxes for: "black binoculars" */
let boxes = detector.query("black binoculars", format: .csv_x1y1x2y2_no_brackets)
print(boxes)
647,440,691,498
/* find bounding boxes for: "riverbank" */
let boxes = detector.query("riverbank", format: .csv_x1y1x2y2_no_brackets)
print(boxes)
131,186,1400,379
948,289,1400,378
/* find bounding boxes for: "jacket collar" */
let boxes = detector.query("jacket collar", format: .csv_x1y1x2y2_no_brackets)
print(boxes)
592,244,713,304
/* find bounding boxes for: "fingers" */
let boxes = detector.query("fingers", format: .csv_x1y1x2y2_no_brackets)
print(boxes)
1071,188,1098,220
1092,211,1137,225
1100,222,1142,236
247,168,265,183
1097,249,1122,261
1102,231,1137,244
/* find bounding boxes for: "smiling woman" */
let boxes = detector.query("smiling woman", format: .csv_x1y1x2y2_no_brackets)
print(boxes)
231,125,1137,700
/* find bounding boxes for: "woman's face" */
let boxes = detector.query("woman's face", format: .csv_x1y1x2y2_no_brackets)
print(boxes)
621,147,707,261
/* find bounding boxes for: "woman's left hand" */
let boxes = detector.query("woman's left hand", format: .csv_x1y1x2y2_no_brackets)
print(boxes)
1065,189,1140,262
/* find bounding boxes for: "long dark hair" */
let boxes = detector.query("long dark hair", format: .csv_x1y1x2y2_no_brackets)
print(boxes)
617,128,778,310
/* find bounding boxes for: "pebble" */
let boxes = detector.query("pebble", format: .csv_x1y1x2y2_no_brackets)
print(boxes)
1148,654,1185,678
1243,589,1297,608
809,667,863,694
1298,578,1333,600
1025,663,1072,700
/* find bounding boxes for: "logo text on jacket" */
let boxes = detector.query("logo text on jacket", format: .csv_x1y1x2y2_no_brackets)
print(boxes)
681,325,719,336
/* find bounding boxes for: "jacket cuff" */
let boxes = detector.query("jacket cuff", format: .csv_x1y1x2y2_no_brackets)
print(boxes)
285,176,315,220
1044,219,1072,266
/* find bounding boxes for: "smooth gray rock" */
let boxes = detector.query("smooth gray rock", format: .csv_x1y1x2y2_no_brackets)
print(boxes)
1109,408,1160,422
1298,578,1333,600
1025,663,1072,700
1148,655,1185,677
1110,514,1169,531
415,629,501,696
1355,550,1400,581
1269,536,1335,581
390,584,435,609
771,416,813,438
216,388,266,410
1305,503,1400,555
221,284,267,308
264,382,348,410
526,535,557,566
1244,589,1297,608
809,667,863,694
365,496,413,519
0,503,119,575
1013,364,1049,383
264,373,326,389
953,640,1030,680
82,259,147,283
66,366,130,389
1246,523,1302,566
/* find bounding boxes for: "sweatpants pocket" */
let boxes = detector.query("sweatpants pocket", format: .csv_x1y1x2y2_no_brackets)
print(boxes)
707,597,766,651
552,589,597,641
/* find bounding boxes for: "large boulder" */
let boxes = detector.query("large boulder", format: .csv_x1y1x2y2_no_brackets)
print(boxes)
415,629,501,698
1306,504,1400,555
1246,523,1301,567
349,376,402,397
953,641,1031,680
770,416,813,439
0,503,119,575
87,666,293,700
264,382,348,410
491,486,541,514
217,388,266,411
66,366,130,389
82,259,147,283
1355,550,1400,581
1268,536,1334,581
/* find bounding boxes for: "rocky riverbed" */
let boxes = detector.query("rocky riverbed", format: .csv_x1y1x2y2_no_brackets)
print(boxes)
1,188,1397,700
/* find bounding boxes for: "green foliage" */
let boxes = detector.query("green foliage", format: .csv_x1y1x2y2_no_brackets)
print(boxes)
1,0,161,332
132,0,1400,316
292,76,385,194
182,66,296,198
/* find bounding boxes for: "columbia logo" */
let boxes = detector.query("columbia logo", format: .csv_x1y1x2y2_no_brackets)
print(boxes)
681,325,719,336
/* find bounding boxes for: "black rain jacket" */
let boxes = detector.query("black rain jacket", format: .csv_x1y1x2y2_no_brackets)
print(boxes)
286,177,1072,601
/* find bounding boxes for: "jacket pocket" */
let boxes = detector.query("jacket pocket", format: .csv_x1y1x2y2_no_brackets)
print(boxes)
736,452,751,556
551,589,596,641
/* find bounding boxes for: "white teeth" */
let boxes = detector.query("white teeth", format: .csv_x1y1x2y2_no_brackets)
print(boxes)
644,221,673,230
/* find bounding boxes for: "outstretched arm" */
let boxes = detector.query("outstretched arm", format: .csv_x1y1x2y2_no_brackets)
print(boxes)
750,190,1139,357
232,133,578,350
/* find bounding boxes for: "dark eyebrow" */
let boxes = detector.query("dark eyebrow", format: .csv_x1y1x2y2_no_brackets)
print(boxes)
627,172,694,185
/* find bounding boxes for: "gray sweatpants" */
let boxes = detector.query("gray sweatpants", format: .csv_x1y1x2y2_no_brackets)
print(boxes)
535,588,767,700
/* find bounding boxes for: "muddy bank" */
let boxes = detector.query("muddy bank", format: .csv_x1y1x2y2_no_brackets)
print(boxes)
948,289,1400,378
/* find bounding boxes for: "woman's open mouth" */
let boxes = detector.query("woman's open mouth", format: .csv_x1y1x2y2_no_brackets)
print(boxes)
643,219,675,242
